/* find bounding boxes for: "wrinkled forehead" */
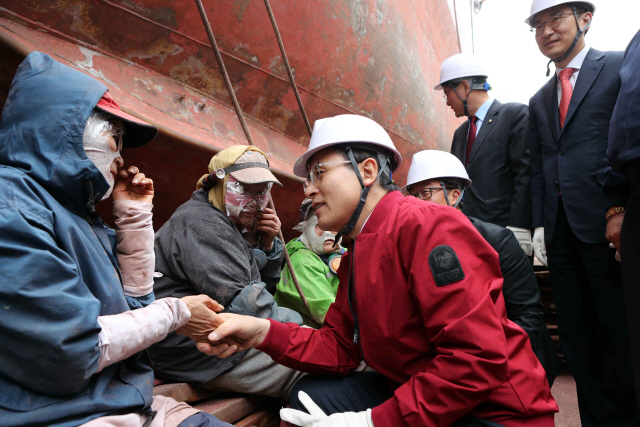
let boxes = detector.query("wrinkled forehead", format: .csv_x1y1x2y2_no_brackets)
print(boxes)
533,4,573,25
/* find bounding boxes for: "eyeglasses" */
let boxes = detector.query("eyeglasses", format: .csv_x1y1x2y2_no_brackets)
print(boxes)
530,12,577,36
304,160,351,189
406,187,445,200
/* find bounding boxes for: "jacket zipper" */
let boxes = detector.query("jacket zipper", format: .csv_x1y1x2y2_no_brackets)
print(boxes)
347,241,365,359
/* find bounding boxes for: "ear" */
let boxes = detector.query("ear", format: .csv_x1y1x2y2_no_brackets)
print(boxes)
449,189,461,206
359,157,379,188
461,80,471,96
581,11,592,27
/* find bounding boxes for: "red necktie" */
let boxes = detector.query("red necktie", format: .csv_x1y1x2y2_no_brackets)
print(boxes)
559,68,575,128
466,115,478,166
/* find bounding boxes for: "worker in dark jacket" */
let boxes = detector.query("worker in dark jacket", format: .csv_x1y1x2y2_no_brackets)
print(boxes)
435,53,533,257
402,150,561,386
197,115,558,427
0,52,231,427
605,28,640,411
148,145,304,399
526,0,637,425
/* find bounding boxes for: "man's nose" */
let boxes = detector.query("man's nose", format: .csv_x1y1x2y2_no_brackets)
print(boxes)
303,180,318,199
541,23,555,38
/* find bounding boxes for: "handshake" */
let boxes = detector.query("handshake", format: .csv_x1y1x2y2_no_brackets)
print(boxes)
178,295,271,358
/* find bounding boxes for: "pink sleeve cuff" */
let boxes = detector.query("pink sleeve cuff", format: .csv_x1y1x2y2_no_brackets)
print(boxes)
256,318,291,360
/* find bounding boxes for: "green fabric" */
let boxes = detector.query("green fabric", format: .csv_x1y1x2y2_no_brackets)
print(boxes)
275,239,340,328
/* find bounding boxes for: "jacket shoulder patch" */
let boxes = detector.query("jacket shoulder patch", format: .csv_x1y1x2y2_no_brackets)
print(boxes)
428,245,465,287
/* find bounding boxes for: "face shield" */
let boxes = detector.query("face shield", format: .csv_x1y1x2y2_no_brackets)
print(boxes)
82,112,125,200
294,209,341,255
225,175,273,226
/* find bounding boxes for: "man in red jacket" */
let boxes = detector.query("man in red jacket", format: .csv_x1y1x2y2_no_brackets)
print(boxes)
198,115,558,427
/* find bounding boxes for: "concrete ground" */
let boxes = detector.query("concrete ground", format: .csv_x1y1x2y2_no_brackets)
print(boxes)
552,370,581,427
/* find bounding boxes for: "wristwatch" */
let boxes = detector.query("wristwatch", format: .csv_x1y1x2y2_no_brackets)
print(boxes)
606,206,626,220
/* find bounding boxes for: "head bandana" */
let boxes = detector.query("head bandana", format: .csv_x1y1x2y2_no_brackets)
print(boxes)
82,113,125,200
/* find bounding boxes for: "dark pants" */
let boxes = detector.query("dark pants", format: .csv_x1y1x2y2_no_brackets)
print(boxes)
289,372,506,427
178,412,234,427
622,165,640,412
548,200,638,427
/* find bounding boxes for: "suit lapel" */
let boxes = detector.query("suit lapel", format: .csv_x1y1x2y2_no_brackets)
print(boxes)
561,48,605,136
541,77,560,143
468,100,500,165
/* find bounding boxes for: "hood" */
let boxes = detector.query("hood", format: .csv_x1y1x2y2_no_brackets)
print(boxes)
285,238,308,256
0,52,111,210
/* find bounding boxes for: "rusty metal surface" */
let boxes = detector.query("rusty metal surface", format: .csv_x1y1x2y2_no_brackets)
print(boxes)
195,395,262,423
0,0,464,183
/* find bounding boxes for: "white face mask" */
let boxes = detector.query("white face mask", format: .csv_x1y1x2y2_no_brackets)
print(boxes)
82,113,124,200
299,215,340,254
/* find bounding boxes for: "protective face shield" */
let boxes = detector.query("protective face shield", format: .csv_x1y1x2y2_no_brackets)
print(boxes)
296,215,341,255
225,175,273,226
82,113,125,200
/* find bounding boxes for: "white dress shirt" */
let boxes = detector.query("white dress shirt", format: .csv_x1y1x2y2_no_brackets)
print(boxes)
473,97,495,136
555,45,590,107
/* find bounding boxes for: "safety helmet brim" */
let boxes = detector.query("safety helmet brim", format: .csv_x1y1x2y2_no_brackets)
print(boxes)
293,115,402,178
402,150,472,191
525,0,595,26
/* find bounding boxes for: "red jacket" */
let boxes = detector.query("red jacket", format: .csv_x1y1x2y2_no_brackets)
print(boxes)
258,191,558,427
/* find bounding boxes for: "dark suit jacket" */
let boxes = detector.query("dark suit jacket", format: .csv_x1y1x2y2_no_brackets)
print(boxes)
529,48,628,245
469,216,560,385
451,100,531,229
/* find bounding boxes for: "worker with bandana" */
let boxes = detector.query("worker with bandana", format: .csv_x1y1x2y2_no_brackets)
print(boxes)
148,145,304,400
275,199,345,328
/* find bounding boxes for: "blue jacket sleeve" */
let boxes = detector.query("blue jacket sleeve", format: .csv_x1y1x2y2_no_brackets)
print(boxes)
0,205,102,396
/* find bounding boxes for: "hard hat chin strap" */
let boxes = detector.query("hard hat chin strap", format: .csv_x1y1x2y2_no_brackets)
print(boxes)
545,6,591,77
448,83,470,117
333,146,389,247
439,179,464,208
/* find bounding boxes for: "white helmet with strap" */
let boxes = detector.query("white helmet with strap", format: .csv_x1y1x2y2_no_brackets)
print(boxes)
434,53,490,116
293,114,402,245
403,150,471,208
525,0,595,76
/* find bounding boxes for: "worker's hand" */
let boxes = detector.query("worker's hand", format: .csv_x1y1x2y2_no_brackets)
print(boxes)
532,227,547,267
506,226,533,257
200,313,271,358
112,166,154,204
605,211,625,260
255,208,281,251
176,295,225,342
280,391,374,427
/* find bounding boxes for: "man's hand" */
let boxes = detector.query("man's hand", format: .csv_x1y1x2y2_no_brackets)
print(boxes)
280,391,374,427
606,211,625,259
255,208,281,251
532,227,547,267
506,226,533,257
193,313,271,358
112,166,154,204
176,295,225,342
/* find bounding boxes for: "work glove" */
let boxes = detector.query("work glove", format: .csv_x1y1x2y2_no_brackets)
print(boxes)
532,227,547,267
280,391,374,427
609,243,621,262
506,226,533,257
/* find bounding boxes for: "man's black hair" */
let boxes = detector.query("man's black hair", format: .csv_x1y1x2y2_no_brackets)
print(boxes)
447,76,488,91
333,146,399,192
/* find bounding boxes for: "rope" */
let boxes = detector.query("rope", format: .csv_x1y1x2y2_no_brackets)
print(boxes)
195,0,310,311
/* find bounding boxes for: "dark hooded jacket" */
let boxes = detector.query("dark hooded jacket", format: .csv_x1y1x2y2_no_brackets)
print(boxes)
0,52,154,426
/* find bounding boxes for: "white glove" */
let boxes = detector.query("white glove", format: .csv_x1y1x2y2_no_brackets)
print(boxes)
95,298,190,373
506,226,533,257
532,227,547,267
609,243,621,262
280,391,374,427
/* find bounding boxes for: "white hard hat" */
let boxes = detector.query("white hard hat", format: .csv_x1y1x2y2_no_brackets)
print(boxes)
434,53,490,91
525,0,595,26
293,114,402,178
402,150,472,191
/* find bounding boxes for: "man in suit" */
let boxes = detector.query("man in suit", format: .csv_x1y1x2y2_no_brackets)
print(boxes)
435,53,533,257
402,150,561,386
606,29,640,410
527,1,638,425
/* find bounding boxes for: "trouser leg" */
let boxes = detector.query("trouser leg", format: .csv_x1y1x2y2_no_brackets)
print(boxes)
201,348,305,400
622,166,640,413
548,201,637,426
177,412,233,427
